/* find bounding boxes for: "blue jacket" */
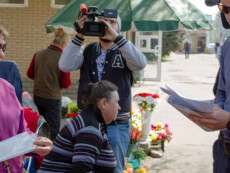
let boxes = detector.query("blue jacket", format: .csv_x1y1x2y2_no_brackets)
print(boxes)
0,60,22,103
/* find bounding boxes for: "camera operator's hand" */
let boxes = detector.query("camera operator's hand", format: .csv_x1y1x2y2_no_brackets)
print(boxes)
99,18,119,42
74,15,87,38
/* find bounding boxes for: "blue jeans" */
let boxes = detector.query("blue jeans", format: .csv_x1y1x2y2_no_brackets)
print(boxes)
107,123,130,173
213,139,230,173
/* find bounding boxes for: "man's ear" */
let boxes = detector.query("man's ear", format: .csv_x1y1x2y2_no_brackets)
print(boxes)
97,98,107,110
221,12,230,29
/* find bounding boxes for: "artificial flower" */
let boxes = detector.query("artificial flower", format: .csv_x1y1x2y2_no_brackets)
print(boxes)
134,93,160,112
148,122,172,145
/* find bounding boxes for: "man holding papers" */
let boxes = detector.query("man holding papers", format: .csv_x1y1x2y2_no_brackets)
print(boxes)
163,0,230,172
210,0,230,172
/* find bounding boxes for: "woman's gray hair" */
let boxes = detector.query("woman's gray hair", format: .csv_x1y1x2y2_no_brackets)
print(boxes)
53,28,69,47
0,25,9,40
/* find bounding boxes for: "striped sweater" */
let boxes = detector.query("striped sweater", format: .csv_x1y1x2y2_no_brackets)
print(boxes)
37,107,116,173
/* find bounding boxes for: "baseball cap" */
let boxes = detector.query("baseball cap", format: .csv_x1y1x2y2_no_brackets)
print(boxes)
205,0,220,6
205,0,230,29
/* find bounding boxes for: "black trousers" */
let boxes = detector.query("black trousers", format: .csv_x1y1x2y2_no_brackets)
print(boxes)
34,96,61,140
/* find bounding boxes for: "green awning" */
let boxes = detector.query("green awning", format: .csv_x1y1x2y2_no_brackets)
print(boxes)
46,0,211,33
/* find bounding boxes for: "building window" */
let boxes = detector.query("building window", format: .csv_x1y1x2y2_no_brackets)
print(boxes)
136,32,159,54
51,0,70,8
0,0,28,7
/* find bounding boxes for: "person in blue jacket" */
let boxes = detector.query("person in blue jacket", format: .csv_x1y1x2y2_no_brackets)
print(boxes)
0,25,22,103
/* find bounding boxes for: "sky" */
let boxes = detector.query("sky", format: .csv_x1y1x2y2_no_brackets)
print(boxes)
189,0,218,16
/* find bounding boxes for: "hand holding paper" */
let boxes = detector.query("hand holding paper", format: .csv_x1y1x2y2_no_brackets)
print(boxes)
186,106,230,131
161,85,230,131
0,132,53,162
0,131,36,162
34,136,53,156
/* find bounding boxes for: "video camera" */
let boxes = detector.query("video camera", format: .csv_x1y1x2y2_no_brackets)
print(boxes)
75,4,118,37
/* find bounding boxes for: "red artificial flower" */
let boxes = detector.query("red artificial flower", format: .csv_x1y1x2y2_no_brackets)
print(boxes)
160,132,167,139
23,107,40,133
135,93,153,97
65,113,79,118
135,93,160,99
152,94,160,99
131,128,141,142
157,135,162,140
151,124,157,130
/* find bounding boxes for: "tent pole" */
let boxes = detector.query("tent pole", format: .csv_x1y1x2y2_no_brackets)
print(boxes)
157,31,162,81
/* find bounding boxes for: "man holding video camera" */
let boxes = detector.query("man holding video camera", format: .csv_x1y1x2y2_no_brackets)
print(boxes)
59,5,147,173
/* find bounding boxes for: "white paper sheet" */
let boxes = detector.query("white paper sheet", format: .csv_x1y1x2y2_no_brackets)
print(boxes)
161,85,215,131
161,85,214,113
0,131,36,162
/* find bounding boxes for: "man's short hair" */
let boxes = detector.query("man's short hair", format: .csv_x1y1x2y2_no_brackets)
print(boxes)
0,26,9,40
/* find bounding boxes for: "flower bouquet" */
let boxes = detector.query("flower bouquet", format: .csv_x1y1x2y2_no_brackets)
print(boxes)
124,147,147,173
130,112,142,144
133,93,160,141
61,97,79,119
127,112,142,157
133,93,160,112
148,122,172,151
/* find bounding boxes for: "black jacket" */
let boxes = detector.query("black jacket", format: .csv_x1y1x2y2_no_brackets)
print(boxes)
78,43,132,119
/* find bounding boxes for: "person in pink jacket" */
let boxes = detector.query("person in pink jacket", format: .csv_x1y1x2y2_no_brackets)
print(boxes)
0,78,53,173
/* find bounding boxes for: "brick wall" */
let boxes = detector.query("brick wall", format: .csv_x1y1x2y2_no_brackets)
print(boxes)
0,1,97,100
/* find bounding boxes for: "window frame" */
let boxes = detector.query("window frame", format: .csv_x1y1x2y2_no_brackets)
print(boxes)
135,32,159,53
51,0,69,9
0,0,28,8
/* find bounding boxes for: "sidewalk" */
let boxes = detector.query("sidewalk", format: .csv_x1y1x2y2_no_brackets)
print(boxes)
132,53,219,173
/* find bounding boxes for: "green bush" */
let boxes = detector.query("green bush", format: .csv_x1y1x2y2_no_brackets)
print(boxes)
142,31,182,62
143,52,157,62
162,31,183,58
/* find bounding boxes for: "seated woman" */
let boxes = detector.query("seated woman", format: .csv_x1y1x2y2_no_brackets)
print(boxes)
0,78,53,173
38,80,120,173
